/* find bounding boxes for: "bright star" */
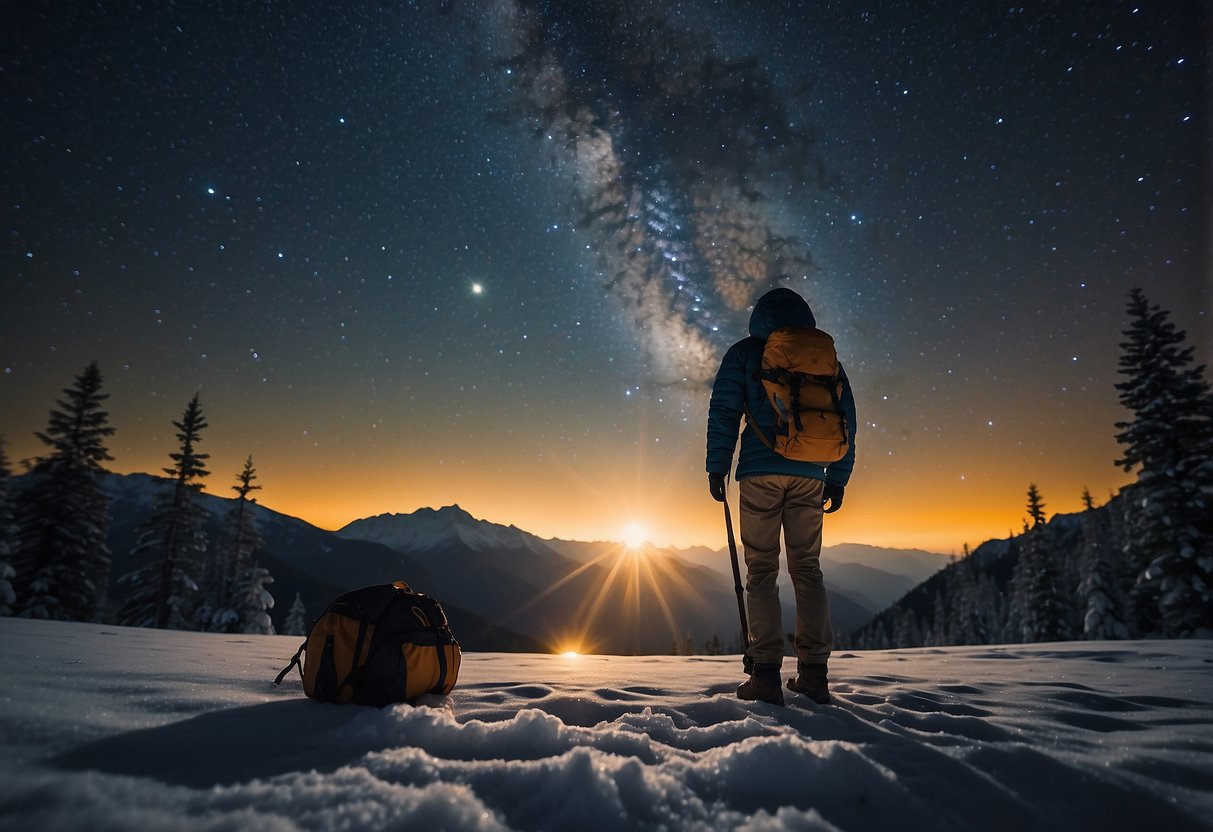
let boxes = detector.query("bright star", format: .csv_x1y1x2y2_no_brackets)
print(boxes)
471,282,483,295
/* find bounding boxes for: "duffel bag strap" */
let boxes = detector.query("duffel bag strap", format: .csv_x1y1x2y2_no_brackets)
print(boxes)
274,640,307,686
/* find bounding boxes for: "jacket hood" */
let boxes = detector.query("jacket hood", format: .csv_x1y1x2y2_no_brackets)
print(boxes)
748,288,817,339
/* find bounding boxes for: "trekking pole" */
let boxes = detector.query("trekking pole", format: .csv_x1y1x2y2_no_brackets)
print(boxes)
722,488,750,651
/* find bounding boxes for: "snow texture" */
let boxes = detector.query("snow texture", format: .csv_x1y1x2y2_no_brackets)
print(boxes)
0,617,1210,831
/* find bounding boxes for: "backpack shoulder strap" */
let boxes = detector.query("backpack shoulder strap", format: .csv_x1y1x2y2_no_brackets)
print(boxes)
743,401,777,452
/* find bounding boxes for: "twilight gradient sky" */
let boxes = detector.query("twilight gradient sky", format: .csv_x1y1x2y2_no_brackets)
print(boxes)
2,1,1208,553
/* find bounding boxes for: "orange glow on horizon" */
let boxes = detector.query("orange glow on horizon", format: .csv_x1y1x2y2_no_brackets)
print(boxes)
95,439,1135,557
6,367,1139,557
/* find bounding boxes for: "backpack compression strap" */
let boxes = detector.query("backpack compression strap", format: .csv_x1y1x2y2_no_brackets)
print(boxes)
432,641,450,695
745,377,850,454
759,368,839,431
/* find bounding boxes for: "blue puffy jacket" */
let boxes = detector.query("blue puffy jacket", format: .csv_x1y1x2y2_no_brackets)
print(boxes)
705,288,857,487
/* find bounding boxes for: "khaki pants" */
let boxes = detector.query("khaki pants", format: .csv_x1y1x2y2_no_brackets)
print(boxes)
739,475,833,667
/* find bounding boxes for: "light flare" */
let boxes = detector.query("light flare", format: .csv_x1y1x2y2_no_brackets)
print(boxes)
621,522,648,549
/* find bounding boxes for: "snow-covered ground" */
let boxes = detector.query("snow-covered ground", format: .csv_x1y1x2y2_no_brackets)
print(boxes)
0,618,1209,831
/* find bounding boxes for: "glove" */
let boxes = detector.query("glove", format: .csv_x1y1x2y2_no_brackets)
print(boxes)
823,483,845,513
708,473,727,502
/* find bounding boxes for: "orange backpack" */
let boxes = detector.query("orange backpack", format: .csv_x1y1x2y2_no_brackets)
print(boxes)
746,326,850,464
275,581,461,706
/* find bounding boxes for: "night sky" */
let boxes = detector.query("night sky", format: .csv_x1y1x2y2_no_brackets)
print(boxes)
3,1,1208,553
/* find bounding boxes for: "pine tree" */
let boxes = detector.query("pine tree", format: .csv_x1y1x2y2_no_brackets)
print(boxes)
1018,491,1071,643
1003,538,1026,643
952,548,986,645
1114,288,1213,636
118,394,210,629
929,591,947,645
975,572,1003,645
233,559,275,634
10,363,115,621
871,620,892,649
892,607,922,648
283,592,309,636
1078,492,1129,640
1026,483,1047,528
727,630,744,655
202,456,264,632
0,438,16,616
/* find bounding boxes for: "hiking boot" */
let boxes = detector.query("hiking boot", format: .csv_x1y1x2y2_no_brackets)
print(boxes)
737,669,785,707
787,664,830,704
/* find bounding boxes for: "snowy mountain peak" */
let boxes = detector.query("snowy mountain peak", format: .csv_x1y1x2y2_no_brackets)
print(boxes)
337,504,543,559
423,503,472,518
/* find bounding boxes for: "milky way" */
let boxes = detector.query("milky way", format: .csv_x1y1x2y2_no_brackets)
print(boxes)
3,0,1205,549
471,0,828,386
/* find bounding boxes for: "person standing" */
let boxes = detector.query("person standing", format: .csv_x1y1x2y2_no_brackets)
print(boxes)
705,287,857,706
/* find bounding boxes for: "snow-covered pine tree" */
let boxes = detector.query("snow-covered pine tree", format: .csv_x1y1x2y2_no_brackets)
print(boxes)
1017,533,1044,642
283,592,309,636
1019,486,1072,643
928,591,947,646
0,438,16,616
1114,287,1213,636
232,559,275,635
952,546,987,645
858,618,889,649
891,607,922,648
203,456,265,632
117,394,210,629
975,571,1003,644
1002,537,1025,643
10,363,115,621
1077,489,1129,640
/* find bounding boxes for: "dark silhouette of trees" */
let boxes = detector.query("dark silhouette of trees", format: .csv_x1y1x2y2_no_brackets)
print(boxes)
1114,287,1213,636
9,362,115,621
0,438,15,616
118,394,211,629
1026,484,1047,528
854,290,1212,649
1077,489,1128,639
201,456,273,633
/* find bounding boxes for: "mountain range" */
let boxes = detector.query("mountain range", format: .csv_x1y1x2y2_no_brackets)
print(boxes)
93,473,948,654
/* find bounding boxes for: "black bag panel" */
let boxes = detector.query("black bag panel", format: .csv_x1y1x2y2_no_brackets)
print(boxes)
352,637,409,707
313,634,340,702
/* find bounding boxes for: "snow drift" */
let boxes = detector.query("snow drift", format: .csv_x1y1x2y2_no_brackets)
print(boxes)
0,618,1209,831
